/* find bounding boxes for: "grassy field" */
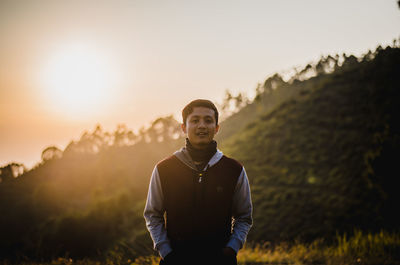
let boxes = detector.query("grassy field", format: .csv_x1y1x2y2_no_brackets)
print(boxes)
132,230,400,265
5,230,399,265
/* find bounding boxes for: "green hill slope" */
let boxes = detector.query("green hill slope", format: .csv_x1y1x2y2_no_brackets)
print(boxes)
221,46,400,242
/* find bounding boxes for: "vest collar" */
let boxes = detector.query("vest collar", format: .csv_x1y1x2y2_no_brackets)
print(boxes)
173,147,224,171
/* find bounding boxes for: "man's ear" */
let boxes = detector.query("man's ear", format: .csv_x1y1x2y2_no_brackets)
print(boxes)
215,124,220,134
181,123,187,134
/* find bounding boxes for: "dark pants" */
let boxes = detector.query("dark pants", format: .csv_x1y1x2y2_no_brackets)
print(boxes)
159,248,237,265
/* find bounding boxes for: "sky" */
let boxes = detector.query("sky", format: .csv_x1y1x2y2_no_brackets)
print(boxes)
0,0,399,168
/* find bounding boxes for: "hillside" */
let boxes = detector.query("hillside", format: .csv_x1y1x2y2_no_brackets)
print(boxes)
0,45,399,262
221,46,400,242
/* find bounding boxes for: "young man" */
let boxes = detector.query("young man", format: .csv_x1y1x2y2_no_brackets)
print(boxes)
144,99,253,265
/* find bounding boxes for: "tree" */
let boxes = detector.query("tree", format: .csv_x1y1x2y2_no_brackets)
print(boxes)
0,163,25,182
114,124,136,146
41,146,62,162
254,82,264,101
342,54,358,69
296,64,315,81
142,116,182,143
263,73,285,92
221,90,249,117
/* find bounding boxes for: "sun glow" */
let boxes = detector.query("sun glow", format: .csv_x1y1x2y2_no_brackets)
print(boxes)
40,43,119,118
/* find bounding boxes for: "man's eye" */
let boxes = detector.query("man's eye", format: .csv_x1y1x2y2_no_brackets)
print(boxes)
191,119,199,123
205,119,213,123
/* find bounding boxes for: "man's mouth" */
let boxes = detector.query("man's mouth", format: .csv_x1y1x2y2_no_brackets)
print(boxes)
196,132,208,136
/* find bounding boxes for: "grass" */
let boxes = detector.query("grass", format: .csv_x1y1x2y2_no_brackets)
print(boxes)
237,230,400,265
2,230,399,265
129,230,400,265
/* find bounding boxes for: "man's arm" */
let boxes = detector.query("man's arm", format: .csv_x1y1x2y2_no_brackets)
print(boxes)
226,167,253,253
143,166,172,258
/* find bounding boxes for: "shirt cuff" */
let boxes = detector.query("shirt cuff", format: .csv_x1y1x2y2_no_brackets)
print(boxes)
158,242,173,259
226,237,242,253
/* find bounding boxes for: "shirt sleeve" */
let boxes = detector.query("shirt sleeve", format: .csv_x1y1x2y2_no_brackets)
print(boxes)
143,166,173,258
226,167,253,253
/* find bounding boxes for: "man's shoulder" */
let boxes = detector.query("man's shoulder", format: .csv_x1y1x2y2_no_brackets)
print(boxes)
156,155,179,169
219,155,243,171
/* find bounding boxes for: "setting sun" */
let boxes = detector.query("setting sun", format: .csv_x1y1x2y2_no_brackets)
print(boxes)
39,43,118,117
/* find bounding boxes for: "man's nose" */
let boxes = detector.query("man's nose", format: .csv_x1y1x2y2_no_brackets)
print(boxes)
198,119,206,128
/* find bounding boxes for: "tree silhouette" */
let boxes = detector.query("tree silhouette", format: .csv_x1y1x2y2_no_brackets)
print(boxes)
221,90,249,116
114,124,136,146
263,73,285,92
0,163,25,182
144,116,182,143
41,146,63,162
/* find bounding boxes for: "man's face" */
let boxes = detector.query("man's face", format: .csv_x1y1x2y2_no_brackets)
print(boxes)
182,106,219,149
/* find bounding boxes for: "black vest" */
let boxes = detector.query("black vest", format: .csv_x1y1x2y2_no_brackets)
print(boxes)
157,155,242,248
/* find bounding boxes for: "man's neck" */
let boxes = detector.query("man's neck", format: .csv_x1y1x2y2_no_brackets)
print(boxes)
185,138,217,163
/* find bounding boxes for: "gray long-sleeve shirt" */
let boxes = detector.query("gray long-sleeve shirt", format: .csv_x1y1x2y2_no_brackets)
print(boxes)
143,149,253,258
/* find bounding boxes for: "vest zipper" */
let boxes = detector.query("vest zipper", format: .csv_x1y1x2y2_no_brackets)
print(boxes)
198,164,209,183
199,165,209,204
194,164,209,208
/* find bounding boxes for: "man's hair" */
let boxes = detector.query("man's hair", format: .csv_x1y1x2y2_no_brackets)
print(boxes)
182,99,219,125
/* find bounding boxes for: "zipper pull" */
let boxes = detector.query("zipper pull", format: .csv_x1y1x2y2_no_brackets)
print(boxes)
198,173,203,183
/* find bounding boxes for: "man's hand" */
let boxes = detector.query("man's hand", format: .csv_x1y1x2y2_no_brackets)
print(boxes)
163,251,178,263
222,247,236,257
222,247,237,265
